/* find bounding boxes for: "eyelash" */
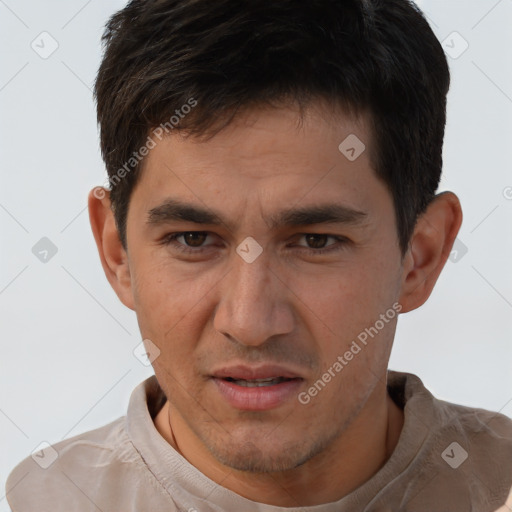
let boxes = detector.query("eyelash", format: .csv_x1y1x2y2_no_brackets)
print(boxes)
160,231,349,256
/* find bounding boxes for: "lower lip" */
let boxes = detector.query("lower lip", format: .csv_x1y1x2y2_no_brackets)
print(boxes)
212,378,303,411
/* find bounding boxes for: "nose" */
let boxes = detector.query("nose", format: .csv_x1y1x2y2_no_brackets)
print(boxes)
213,246,294,347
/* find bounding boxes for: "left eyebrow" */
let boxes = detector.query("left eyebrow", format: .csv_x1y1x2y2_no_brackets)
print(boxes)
271,203,369,229
146,198,369,231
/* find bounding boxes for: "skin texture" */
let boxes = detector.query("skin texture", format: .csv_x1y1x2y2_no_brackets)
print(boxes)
89,103,463,507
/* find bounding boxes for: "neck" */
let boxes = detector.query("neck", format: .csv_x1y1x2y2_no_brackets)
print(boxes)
154,384,404,507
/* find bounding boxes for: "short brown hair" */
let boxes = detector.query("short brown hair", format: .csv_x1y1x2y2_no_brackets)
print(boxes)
94,0,450,255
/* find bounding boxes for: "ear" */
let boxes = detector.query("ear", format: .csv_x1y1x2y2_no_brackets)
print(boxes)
88,187,135,310
398,191,463,313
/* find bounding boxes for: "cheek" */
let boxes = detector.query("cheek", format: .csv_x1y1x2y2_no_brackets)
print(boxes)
130,257,222,359
131,263,209,395
288,256,400,357
297,259,396,319
132,257,198,320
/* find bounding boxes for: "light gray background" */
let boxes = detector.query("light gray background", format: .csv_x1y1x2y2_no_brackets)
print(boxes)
1,0,511,507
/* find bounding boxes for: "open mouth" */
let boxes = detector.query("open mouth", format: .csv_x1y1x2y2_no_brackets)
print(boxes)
213,375,303,410
222,377,295,387
210,364,305,410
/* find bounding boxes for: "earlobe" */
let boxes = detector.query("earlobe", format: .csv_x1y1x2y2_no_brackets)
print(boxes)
88,187,135,310
398,191,463,313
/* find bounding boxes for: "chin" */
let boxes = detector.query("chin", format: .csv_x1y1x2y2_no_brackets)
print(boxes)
203,432,329,474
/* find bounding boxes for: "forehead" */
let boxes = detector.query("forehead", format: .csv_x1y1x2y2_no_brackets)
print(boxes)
129,103,390,231
164,102,375,172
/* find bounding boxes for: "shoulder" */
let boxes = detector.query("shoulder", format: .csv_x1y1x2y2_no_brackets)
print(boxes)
434,401,512,507
4,416,167,511
394,371,512,507
390,370,512,445
438,398,512,459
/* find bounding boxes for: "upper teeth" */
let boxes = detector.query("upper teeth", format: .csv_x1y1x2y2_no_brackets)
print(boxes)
231,377,287,387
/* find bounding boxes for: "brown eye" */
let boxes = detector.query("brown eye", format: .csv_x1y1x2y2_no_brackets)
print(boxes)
161,231,215,254
294,234,349,255
182,232,208,247
304,234,329,249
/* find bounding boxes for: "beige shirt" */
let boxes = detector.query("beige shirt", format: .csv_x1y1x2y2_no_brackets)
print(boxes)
5,370,512,511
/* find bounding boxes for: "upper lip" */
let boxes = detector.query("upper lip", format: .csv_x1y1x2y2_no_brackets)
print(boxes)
211,364,303,380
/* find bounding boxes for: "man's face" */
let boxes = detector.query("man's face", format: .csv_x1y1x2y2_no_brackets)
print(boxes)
124,103,405,472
